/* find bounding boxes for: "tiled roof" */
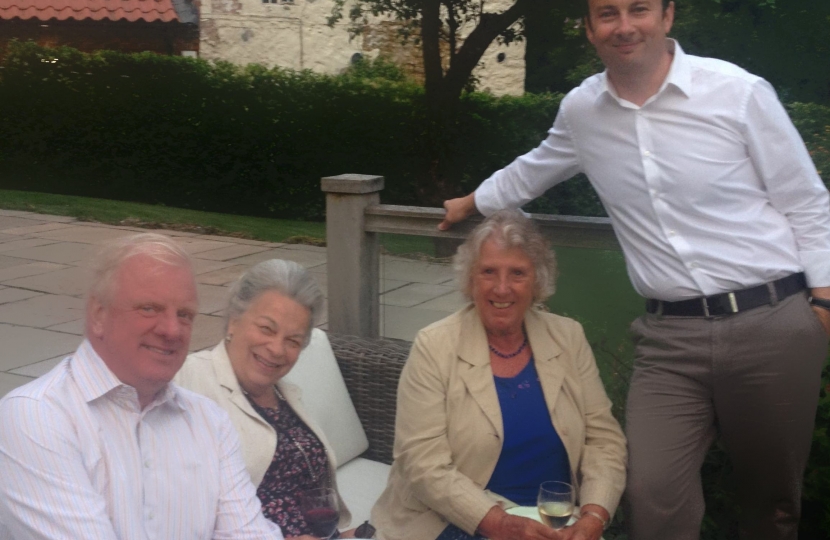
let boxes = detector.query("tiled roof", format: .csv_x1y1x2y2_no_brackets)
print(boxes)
0,0,182,23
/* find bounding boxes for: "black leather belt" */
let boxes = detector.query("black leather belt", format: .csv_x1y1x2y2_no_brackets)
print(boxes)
646,273,806,317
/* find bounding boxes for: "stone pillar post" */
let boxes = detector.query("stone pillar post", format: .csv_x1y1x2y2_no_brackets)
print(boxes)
321,174,383,338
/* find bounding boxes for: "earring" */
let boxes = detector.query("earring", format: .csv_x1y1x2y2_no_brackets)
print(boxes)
225,334,232,343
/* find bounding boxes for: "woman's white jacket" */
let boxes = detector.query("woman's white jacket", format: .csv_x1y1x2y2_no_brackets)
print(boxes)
175,342,351,527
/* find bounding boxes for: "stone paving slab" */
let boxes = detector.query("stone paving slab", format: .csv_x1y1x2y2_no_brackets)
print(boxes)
194,244,272,261
187,233,277,247
280,243,326,253
380,304,456,341
380,282,458,308
3,266,91,297
196,264,249,286
0,373,36,399
190,314,225,352
3,241,97,264
418,290,468,312
0,216,48,230
34,224,139,244
196,283,232,315
10,355,67,378
228,248,327,269
191,258,238,276
0,210,74,223
2,222,72,235
0,287,42,305
0,261,69,282
305,266,409,298
0,294,86,328
0,254,36,270
179,238,238,255
47,318,84,335
0,238,58,253
380,257,457,285
0,323,80,371
0,211,464,398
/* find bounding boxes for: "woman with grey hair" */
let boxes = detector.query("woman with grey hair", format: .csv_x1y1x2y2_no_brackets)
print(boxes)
371,210,626,540
176,259,354,539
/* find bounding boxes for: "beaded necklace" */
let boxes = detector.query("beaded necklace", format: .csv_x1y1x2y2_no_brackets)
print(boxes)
488,334,529,359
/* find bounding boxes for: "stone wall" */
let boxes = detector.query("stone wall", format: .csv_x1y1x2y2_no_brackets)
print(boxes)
199,0,525,96
199,0,363,73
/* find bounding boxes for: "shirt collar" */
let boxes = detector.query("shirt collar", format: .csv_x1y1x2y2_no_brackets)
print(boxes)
661,39,691,97
597,39,691,104
71,340,184,411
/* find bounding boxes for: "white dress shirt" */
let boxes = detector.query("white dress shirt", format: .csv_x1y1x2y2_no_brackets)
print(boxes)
475,40,830,301
0,340,284,540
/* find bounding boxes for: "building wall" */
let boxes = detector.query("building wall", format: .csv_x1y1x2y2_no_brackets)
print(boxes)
199,0,362,73
0,19,199,58
199,0,525,96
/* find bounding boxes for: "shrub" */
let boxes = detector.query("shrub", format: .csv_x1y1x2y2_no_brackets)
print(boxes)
788,102,830,191
0,42,562,219
596,344,830,540
2,42,826,221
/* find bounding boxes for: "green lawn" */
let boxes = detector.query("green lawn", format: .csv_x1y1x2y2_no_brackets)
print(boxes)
0,189,326,243
0,189,435,255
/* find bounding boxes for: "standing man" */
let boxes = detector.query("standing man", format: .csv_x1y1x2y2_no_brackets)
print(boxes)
0,233,286,540
439,1,830,539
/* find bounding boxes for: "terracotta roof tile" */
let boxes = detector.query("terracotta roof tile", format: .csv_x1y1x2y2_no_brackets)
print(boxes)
0,0,181,23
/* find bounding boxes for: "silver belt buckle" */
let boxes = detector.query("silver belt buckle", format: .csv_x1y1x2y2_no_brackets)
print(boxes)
703,292,739,317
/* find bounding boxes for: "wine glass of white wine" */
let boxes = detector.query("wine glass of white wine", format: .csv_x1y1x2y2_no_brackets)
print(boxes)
537,481,575,530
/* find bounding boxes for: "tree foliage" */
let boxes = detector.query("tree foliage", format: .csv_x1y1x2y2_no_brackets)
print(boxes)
672,0,830,104
525,0,830,103
328,0,532,112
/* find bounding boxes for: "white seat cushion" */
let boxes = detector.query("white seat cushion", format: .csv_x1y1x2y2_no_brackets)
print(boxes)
283,329,370,467
335,458,392,526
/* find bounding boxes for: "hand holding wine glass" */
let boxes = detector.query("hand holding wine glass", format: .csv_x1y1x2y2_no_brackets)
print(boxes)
300,487,340,540
537,481,575,530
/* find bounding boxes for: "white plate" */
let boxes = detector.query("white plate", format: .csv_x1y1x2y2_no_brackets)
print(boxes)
505,506,543,523
505,505,577,527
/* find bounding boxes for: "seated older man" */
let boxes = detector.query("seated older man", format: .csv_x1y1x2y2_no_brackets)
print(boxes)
0,233,285,540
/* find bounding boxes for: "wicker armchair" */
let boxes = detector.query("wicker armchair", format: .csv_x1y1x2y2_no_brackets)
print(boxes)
328,333,412,465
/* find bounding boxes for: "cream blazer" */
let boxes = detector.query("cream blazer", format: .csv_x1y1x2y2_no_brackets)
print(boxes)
371,306,626,540
174,343,351,527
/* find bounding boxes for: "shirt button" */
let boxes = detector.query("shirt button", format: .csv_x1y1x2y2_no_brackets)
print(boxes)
689,262,698,269
668,230,676,236
643,150,651,157
650,189,657,196
144,460,150,468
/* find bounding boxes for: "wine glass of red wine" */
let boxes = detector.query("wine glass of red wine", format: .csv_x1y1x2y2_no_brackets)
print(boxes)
300,487,340,540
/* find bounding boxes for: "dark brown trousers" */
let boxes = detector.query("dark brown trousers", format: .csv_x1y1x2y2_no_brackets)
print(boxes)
625,293,828,540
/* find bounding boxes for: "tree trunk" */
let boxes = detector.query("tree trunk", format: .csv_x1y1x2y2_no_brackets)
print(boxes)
416,0,532,206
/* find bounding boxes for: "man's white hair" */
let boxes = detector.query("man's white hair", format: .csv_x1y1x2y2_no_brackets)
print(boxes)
88,232,193,306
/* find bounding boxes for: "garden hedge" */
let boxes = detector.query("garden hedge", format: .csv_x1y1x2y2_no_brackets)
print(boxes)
1,41,827,222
